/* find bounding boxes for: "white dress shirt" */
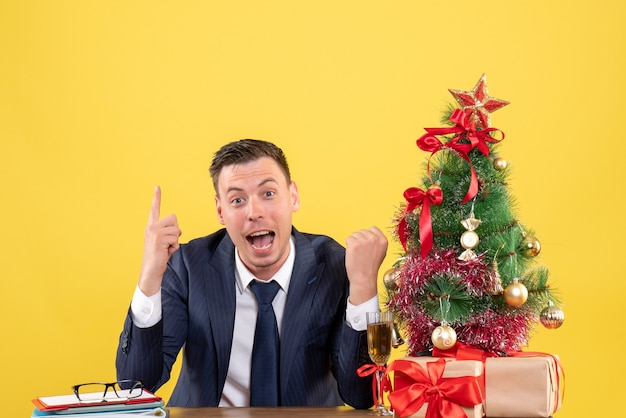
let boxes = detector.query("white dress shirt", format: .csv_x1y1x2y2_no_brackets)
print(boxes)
130,237,378,406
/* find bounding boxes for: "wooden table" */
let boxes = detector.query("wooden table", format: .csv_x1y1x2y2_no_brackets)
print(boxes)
167,406,374,417
166,407,551,417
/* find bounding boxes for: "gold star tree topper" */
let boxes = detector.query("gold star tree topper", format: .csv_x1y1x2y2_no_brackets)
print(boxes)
449,74,509,129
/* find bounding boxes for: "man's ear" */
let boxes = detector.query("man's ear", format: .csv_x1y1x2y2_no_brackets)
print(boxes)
290,181,300,212
215,195,225,225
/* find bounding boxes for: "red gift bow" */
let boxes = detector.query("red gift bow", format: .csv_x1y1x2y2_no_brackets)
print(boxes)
357,363,391,406
397,186,443,257
416,109,504,204
386,358,484,418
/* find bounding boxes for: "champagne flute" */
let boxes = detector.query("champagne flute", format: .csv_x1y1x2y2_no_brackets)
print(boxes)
366,311,394,416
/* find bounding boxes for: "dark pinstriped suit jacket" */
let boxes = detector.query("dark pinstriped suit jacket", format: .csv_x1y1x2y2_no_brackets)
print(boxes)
116,227,374,409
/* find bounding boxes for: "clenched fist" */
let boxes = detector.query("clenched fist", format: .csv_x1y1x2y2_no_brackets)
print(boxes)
345,226,388,305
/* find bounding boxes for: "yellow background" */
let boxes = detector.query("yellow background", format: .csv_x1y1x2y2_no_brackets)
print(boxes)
1,1,623,417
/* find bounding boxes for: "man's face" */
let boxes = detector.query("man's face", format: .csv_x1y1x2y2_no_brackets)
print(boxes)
215,157,300,280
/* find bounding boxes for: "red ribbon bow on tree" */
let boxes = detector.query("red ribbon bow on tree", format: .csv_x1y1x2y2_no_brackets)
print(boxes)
386,358,484,418
416,109,504,204
397,186,443,258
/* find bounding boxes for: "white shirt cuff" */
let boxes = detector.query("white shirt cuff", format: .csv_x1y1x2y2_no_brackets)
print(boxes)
345,294,379,331
130,284,162,328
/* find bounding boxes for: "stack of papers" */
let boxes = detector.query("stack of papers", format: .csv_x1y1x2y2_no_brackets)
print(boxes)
32,389,166,417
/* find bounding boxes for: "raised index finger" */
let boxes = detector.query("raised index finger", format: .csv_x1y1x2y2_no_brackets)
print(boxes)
149,185,161,224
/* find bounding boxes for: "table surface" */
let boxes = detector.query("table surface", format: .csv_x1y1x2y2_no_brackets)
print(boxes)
166,406,384,417
166,407,552,417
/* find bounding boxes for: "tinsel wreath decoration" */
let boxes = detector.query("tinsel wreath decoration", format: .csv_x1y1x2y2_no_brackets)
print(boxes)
387,74,564,356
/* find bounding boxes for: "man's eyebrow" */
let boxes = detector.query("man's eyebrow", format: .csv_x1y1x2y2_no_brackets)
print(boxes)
224,177,279,195
258,177,279,187
224,186,243,195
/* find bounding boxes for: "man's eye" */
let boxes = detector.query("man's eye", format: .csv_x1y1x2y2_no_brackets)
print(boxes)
231,197,243,205
264,191,275,198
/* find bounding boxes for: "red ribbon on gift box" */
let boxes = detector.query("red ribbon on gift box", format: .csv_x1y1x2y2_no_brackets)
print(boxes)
386,358,483,418
431,342,565,414
506,350,566,412
432,341,494,361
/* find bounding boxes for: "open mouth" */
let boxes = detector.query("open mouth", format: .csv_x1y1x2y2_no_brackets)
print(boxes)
246,230,275,250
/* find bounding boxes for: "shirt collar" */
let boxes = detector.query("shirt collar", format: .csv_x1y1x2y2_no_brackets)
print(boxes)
234,237,295,294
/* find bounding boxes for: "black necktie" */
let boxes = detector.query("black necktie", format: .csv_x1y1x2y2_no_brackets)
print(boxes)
249,280,281,406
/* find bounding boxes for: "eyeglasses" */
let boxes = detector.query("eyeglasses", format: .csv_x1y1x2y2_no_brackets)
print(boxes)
72,380,143,403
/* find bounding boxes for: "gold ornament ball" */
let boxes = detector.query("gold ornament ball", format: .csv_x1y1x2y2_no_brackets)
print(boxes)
523,236,541,257
504,280,528,306
493,157,508,171
540,305,565,329
460,230,479,250
383,268,401,291
431,324,457,350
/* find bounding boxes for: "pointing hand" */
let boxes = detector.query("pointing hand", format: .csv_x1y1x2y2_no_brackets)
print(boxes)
138,186,182,296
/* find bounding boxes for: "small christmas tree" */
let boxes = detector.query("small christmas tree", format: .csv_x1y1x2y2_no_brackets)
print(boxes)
386,74,564,356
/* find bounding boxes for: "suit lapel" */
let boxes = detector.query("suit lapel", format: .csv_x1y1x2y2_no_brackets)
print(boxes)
280,230,324,394
203,233,237,396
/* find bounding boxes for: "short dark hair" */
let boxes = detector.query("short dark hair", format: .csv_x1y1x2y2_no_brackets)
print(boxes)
209,139,291,193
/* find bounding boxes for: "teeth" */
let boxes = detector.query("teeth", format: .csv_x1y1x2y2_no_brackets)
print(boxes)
250,231,271,237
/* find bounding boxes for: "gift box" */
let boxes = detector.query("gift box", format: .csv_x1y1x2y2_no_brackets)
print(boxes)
484,354,563,417
386,357,485,418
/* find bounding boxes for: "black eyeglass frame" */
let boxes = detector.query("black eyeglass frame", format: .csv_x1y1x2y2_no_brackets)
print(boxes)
71,380,143,403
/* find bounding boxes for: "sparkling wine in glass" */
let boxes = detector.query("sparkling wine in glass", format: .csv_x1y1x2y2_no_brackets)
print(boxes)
366,311,394,416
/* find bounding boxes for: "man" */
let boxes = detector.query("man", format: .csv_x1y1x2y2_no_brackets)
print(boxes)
116,139,388,408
